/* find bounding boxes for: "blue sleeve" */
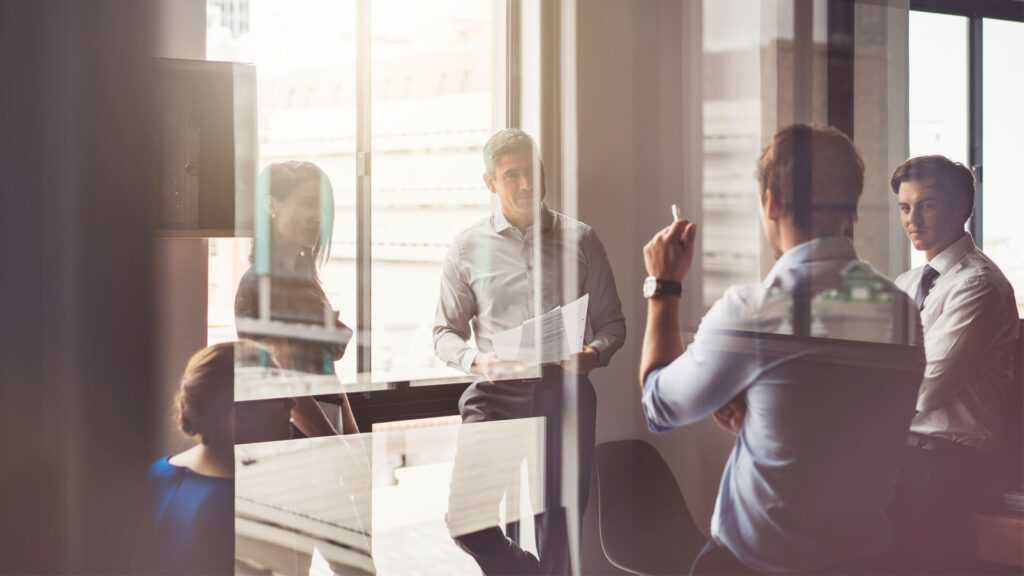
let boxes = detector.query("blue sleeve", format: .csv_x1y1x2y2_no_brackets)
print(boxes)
640,292,767,432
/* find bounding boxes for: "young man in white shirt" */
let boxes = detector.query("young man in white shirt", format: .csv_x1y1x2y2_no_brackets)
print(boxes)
639,124,925,574
889,155,1018,572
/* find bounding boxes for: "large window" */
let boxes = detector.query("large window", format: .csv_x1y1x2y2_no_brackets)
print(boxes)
908,11,968,270
206,3,552,574
700,0,765,313
369,0,495,382
206,0,507,381
981,18,1024,316
909,4,1024,315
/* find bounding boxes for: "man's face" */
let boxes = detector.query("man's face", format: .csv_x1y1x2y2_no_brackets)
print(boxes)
897,180,967,260
484,150,545,223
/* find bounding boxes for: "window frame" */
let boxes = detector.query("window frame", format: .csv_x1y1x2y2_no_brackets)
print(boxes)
352,0,521,384
909,0,1024,247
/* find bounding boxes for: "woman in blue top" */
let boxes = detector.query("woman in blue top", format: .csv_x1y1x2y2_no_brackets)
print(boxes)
149,340,294,575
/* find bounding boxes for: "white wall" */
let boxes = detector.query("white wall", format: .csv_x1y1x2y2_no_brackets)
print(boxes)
154,0,210,458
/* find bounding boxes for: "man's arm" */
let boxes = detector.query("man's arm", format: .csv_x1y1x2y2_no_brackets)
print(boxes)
582,230,626,366
433,242,480,373
560,230,626,375
638,219,697,389
917,277,1014,412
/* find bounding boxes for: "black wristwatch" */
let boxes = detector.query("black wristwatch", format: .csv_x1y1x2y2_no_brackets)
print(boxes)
643,276,682,299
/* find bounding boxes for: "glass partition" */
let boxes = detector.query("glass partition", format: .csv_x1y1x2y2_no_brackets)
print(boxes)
982,18,1024,316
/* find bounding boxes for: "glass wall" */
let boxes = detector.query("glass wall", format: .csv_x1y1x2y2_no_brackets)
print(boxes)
982,18,1024,316
204,2,568,574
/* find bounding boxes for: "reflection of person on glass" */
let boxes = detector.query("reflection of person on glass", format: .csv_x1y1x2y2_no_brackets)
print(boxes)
149,340,294,575
639,125,925,574
434,129,626,574
235,161,358,436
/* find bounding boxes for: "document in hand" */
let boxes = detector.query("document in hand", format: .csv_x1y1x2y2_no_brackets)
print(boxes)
491,294,589,365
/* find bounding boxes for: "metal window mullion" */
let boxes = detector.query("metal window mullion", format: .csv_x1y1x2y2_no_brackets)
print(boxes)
507,0,521,128
968,16,983,246
792,0,813,338
356,0,372,378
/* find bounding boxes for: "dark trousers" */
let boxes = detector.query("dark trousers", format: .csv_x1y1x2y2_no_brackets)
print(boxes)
447,366,597,576
887,434,1001,574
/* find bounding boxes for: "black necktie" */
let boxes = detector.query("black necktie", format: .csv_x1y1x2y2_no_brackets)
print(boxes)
915,265,939,311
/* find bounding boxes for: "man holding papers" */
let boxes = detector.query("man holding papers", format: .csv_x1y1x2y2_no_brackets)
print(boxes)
434,128,625,575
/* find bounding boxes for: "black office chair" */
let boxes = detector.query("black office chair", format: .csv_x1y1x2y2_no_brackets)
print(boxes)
590,440,705,576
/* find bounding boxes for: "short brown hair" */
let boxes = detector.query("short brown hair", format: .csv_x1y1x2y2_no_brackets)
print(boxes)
755,124,865,237
890,155,975,226
175,340,275,447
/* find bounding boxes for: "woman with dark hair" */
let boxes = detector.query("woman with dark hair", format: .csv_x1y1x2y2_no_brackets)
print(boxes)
149,340,294,575
234,160,358,436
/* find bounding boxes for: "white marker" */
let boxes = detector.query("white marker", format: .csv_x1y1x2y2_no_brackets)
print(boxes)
671,204,686,247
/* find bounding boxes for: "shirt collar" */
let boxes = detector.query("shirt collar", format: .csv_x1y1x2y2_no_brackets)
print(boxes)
763,236,858,286
927,232,975,275
492,203,555,234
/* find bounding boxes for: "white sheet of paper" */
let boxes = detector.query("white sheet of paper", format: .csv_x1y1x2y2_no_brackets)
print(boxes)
491,324,524,361
490,294,589,365
561,293,589,356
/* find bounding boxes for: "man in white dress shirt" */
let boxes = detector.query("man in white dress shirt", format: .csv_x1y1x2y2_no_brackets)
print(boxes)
889,155,1018,572
434,128,626,575
640,124,925,574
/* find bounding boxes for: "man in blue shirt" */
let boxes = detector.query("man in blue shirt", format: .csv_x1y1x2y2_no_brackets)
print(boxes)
638,124,926,574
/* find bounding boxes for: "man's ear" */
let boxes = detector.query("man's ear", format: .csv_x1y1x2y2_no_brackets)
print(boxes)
483,172,496,194
959,194,973,226
763,188,783,220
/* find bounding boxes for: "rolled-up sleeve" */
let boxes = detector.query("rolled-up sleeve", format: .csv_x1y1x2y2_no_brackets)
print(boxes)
433,241,479,373
641,293,763,433
583,229,626,367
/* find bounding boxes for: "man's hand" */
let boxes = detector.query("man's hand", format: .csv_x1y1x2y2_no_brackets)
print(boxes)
472,352,524,382
643,217,698,282
712,395,747,436
558,345,599,375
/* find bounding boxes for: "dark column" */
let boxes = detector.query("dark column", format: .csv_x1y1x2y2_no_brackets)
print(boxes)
0,1,158,572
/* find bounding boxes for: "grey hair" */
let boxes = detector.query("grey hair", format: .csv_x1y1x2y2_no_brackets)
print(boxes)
483,128,538,176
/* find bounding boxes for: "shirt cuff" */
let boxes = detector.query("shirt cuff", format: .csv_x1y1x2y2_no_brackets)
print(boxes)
588,338,611,367
459,349,478,374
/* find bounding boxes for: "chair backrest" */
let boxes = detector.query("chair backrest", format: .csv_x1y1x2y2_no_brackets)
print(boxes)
590,440,705,575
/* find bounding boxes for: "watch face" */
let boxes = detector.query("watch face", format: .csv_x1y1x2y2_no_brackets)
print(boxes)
643,276,658,298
